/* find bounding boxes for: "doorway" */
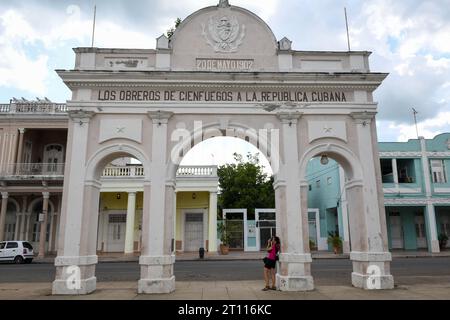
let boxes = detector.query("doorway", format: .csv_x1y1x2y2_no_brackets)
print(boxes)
184,213,204,252
106,213,126,253
256,210,276,251
223,209,247,251
414,213,427,249
390,212,404,249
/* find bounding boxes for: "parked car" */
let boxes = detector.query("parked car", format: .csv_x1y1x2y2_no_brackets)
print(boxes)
0,241,35,264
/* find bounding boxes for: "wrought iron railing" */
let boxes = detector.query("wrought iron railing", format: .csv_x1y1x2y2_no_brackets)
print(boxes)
102,165,218,178
0,102,68,114
2,164,218,179
2,163,65,176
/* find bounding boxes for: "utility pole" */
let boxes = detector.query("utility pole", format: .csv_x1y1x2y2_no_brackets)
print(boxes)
91,5,97,48
344,7,351,51
412,108,420,139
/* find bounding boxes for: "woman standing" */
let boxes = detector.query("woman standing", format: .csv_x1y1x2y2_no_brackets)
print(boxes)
262,236,280,291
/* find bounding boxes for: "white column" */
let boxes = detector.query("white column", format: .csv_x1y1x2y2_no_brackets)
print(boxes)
339,167,350,253
139,111,175,294
24,214,31,241
276,112,314,292
50,214,59,253
0,192,9,241
208,192,218,253
14,214,20,240
15,128,26,174
19,196,27,240
38,192,50,258
350,113,394,290
102,212,108,252
392,159,399,185
124,192,137,254
52,111,97,295
420,137,440,253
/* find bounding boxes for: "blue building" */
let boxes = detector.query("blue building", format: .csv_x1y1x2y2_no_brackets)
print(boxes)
307,133,450,253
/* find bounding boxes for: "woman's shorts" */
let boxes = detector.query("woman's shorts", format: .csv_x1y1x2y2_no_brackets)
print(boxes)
263,257,276,269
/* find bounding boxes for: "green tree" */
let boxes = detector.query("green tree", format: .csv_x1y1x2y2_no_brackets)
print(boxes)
218,153,275,217
166,18,182,39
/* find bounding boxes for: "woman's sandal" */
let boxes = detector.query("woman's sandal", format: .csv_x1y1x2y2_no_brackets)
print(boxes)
262,286,270,291
270,286,277,291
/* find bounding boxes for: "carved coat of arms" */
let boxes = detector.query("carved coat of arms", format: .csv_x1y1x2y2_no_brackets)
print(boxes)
202,15,246,53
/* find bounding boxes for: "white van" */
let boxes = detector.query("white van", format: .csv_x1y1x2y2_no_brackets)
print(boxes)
0,241,35,264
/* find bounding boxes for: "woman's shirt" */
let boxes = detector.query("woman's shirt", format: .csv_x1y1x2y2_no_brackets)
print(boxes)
267,244,278,261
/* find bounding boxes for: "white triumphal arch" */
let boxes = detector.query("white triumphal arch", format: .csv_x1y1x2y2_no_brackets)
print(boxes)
52,1,394,294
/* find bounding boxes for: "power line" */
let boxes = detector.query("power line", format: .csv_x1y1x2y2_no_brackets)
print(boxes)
305,163,340,178
307,165,340,182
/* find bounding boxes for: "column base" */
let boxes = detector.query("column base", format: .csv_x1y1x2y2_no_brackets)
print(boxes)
138,276,175,294
350,251,395,290
52,277,97,295
343,241,351,254
352,273,394,290
429,240,440,253
277,275,314,292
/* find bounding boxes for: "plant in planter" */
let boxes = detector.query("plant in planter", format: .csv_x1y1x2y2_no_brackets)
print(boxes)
327,231,343,254
438,233,449,251
218,222,231,255
309,239,317,252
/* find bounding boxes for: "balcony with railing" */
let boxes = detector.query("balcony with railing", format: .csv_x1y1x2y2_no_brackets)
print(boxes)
1,164,218,181
1,163,65,178
0,100,68,115
101,165,218,178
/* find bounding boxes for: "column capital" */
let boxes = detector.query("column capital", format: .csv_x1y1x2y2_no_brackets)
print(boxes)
42,192,50,199
68,110,95,124
127,191,137,196
148,111,174,125
18,128,26,134
277,111,303,125
350,112,376,125
1,192,8,199
165,180,176,188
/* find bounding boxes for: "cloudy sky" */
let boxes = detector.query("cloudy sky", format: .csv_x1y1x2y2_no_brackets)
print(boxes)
0,0,449,168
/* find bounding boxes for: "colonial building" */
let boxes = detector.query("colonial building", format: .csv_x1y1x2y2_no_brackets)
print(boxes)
1,0,396,295
0,102,219,256
307,134,450,253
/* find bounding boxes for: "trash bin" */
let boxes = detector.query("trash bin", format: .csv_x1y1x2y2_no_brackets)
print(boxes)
199,247,205,259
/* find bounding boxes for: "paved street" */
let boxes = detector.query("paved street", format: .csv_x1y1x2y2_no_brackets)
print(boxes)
1,257,450,286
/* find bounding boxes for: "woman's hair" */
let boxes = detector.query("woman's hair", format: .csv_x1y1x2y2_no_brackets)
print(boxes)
274,237,281,245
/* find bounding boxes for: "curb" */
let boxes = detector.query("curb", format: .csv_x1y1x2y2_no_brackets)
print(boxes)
31,254,450,265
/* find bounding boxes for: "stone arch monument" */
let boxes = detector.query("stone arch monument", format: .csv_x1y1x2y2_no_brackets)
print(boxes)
52,1,394,295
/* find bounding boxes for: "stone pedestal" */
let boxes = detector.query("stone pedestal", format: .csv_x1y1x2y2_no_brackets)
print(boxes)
138,255,176,294
277,253,314,292
350,252,394,290
52,255,98,295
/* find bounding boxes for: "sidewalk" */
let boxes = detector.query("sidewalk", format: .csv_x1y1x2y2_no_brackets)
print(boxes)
1,281,449,300
33,250,450,264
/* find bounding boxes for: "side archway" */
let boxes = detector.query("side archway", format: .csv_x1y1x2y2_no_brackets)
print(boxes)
85,143,151,182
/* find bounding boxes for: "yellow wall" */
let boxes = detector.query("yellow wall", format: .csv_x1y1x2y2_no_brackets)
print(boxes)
100,192,144,240
176,192,209,241
100,192,144,210
100,192,209,244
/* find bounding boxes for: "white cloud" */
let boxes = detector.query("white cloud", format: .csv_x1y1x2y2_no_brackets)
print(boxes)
384,111,450,142
0,10,49,95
